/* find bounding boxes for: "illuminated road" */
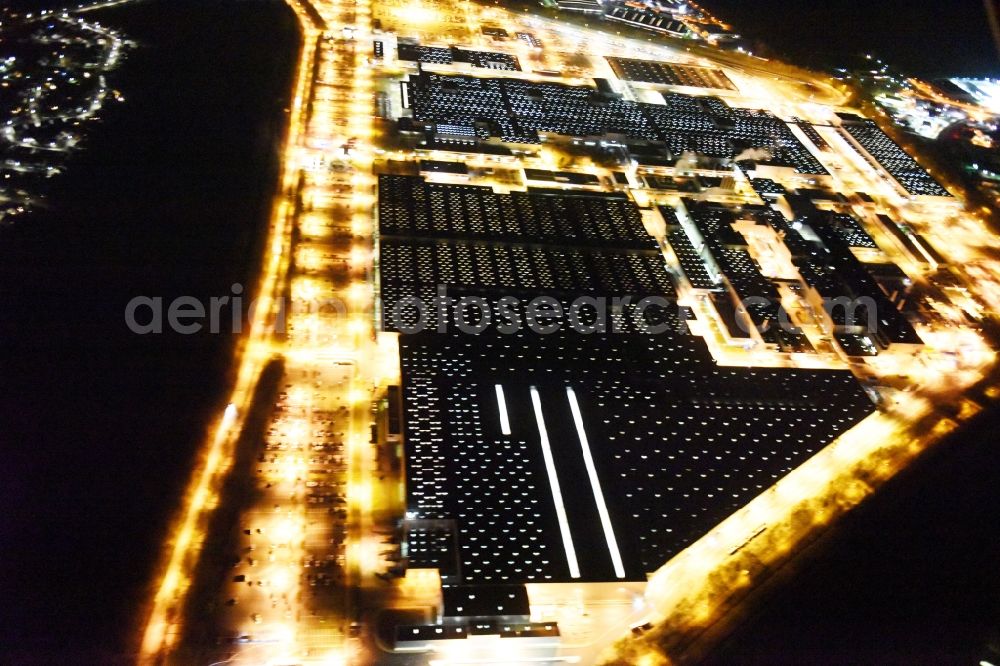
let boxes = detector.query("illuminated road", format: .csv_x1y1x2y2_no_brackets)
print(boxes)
209,0,395,651
137,0,320,660
139,0,403,659
906,78,996,122
72,0,138,13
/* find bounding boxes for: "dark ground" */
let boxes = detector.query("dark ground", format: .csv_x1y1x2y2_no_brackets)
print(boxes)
706,0,998,78
705,404,1000,665
0,0,297,662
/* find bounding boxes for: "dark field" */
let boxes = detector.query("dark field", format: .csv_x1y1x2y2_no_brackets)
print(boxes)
0,0,298,661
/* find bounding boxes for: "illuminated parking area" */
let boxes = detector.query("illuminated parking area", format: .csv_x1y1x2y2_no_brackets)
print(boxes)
138,0,389,659
136,0,321,659
220,0,387,658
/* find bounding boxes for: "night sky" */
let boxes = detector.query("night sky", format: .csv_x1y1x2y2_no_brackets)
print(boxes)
706,0,999,77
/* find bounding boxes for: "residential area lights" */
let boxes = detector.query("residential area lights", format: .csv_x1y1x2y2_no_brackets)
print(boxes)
1,9,133,221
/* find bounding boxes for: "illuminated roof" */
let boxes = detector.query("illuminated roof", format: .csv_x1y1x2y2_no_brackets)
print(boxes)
400,330,874,580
